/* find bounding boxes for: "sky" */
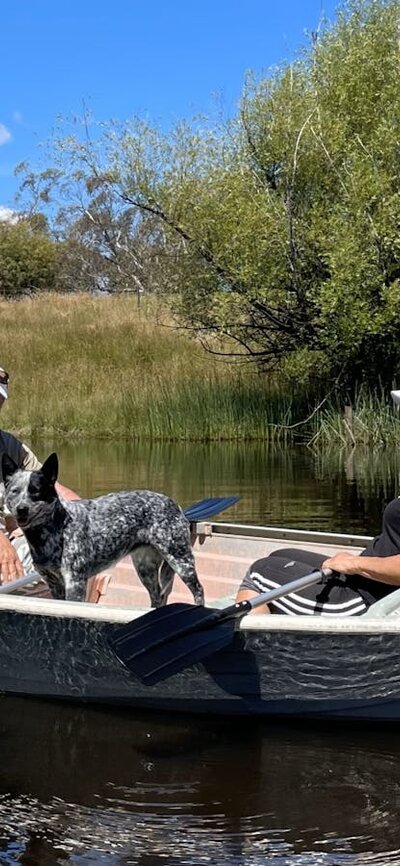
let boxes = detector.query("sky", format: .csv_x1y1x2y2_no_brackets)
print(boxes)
1,0,338,212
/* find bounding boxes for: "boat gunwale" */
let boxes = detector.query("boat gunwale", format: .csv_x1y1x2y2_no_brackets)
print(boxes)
196,521,373,547
0,520,394,633
0,592,399,634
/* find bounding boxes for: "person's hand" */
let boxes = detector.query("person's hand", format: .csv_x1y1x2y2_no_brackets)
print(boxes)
0,533,24,583
322,551,360,575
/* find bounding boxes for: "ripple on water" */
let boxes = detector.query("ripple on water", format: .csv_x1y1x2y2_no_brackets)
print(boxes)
0,691,399,864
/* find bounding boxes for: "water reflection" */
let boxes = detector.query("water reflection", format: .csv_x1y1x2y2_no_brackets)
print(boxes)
32,439,400,536
1,697,400,864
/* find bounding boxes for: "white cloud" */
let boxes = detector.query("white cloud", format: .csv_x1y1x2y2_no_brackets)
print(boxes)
0,124,11,145
0,206,18,223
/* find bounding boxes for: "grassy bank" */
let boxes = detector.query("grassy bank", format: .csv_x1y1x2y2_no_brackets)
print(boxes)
2,293,400,445
1,293,307,441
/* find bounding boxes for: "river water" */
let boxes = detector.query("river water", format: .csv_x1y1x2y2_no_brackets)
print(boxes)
2,440,400,865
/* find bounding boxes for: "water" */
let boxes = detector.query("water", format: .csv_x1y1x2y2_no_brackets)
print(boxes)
37,438,400,535
3,439,400,865
2,700,400,865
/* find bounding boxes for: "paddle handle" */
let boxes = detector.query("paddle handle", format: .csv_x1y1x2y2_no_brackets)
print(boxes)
220,567,333,621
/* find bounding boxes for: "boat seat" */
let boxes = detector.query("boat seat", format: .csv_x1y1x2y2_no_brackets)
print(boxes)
363,587,400,617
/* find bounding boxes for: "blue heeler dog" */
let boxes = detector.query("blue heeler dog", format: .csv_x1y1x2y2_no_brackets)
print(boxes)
1,452,205,607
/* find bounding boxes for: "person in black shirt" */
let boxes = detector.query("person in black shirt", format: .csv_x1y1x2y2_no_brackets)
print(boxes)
235,498,400,617
0,366,78,584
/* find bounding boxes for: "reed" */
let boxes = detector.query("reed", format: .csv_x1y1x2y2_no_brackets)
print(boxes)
308,389,400,448
3,295,398,445
0,293,307,441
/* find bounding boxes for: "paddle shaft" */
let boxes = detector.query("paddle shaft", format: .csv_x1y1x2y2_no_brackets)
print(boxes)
244,566,333,614
0,571,43,594
132,566,333,650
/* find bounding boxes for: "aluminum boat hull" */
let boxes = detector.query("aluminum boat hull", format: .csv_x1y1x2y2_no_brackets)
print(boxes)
2,521,400,719
0,593,400,719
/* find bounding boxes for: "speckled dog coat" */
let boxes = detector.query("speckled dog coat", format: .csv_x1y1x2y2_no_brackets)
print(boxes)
1,452,204,607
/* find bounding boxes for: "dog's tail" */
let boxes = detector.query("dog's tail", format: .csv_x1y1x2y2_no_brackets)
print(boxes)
159,498,239,603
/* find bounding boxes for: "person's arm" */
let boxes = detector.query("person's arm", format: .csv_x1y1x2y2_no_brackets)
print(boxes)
322,551,400,586
55,482,80,501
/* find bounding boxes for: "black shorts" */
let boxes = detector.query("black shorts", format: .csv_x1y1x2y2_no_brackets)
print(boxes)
239,548,369,616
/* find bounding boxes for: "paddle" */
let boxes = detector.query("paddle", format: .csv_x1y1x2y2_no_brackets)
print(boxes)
183,496,239,522
0,571,43,594
108,566,333,686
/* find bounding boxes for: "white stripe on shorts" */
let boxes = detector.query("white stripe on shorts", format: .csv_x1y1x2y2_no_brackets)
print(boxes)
249,571,367,616
270,597,367,617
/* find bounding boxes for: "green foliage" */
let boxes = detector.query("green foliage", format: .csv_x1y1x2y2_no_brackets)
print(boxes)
0,219,56,298
16,0,400,390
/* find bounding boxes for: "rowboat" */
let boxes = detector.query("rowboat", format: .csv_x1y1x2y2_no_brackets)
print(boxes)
2,516,400,721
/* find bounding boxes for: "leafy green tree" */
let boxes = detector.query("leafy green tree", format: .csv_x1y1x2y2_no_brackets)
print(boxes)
16,0,400,391
0,219,56,298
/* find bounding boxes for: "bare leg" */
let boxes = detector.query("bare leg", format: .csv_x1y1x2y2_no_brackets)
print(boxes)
235,587,271,614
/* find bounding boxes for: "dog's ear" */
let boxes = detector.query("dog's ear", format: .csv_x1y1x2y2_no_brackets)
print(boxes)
41,452,59,485
1,453,19,485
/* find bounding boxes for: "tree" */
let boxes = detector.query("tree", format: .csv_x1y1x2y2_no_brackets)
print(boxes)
16,0,400,390
16,131,159,298
0,219,56,298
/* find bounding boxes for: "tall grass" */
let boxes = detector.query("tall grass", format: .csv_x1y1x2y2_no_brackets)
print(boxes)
0,293,308,441
308,388,400,448
3,294,400,445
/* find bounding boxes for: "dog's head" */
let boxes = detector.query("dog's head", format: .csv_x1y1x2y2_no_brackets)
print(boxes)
2,452,59,530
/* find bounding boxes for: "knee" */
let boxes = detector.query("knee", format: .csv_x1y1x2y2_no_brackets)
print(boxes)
235,587,271,614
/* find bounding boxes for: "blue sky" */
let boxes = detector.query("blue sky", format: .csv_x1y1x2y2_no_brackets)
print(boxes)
1,0,338,211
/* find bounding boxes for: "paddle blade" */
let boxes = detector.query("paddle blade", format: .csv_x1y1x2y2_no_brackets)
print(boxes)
183,496,239,522
134,621,236,685
109,602,221,659
108,602,235,684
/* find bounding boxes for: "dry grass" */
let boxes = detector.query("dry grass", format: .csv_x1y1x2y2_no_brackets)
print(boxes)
1,293,301,440
3,293,397,446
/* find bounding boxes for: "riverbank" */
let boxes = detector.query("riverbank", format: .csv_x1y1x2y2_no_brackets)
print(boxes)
2,293,400,445
1,293,303,441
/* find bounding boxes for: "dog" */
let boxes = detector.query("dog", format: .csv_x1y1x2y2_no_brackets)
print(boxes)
1,452,205,607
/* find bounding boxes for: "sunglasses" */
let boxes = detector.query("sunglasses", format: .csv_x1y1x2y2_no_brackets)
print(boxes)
0,370,9,386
